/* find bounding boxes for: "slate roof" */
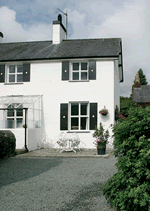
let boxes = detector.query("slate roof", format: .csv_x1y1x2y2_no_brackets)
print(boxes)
0,38,121,62
133,85,150,103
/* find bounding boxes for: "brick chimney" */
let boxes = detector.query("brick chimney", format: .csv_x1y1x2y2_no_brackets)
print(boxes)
52,14,66,44
134,72,141,88
0,32,4,43
132,72,141,102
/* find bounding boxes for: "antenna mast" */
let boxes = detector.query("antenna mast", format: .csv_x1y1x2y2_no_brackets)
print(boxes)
57,8,68,39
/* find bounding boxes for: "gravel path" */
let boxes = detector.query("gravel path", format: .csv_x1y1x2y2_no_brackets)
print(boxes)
0,155,118,211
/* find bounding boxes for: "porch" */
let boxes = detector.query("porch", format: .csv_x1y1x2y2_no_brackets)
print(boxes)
0,95,44,151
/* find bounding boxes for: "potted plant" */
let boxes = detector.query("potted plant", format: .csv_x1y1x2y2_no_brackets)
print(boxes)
93,122,110,155
99,106,108,116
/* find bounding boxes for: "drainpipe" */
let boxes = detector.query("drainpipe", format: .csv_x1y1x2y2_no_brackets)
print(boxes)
24,108,28,151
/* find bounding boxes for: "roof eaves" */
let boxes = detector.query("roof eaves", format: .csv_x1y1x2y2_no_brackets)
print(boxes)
0,55,119,62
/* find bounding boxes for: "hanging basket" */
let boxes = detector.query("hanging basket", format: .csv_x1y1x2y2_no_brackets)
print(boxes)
99,106,108,116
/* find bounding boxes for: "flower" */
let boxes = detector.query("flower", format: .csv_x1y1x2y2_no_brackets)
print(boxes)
92,122,110,148
119,114,126,120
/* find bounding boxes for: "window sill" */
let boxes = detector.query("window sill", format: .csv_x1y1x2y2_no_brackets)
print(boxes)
69,80,89,82
4,83,23,85
67,131,90,133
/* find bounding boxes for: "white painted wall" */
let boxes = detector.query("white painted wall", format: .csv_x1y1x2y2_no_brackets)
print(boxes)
27,128,43,151
114,59,120,114
0,59,120,149
0,129,25,149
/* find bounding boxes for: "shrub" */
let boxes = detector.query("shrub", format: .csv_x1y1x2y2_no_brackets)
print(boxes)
102,105,150,211
0,130,16,159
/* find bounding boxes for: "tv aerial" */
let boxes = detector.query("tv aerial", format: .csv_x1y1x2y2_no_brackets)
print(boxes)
57,8,68,39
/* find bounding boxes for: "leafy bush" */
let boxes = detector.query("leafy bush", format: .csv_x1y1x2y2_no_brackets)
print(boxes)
0,130,16,159
102,105,150,211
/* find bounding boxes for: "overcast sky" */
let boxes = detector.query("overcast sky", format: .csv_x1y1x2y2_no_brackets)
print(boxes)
0,0,150,97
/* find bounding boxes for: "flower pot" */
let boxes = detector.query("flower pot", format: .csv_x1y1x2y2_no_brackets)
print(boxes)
97,146,106,155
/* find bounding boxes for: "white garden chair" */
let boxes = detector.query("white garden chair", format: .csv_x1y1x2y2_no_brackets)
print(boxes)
56,132,68,152
70,133,82,152
40,133,54,149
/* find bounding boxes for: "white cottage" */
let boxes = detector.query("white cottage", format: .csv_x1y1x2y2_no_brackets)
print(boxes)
0,15,123,151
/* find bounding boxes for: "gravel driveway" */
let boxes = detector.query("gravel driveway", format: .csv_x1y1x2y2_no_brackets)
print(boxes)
0,155,118,211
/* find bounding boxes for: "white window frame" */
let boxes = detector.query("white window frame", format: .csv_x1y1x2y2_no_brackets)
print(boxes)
71,62,89,81
69,102,89,131
7,64,23,83
5,103,24,129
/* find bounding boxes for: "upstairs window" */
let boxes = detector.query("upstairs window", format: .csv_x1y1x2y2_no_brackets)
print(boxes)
7,65,23,83
62,61,96,81
72,62,88,81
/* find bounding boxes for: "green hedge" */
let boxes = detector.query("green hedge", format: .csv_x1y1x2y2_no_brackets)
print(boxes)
102,105,150,211
0,130,16,159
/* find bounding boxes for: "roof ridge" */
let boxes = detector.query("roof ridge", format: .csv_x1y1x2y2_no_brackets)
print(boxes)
0,38,121,44
0,40,52,44
62,38,121,41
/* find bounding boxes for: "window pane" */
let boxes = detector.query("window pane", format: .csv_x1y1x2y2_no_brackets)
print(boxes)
81,63,87,70
16,103,23,109
9,66,15,73
73,63,79,70
71,117,78,130
16,118,23,128
9,75,15,82
17,74,23,82
17,65,23,73
71,103,79,115
6,118,14,128
17,109,23,116
81,117,87,130
7,110,14,117
81,72,87,80
81,103,88,115
73,72,79,80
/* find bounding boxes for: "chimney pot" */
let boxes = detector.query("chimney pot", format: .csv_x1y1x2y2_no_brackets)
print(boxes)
0,32,4,43
58,14,62,23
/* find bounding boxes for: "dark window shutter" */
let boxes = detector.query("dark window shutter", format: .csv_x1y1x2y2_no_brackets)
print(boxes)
90,103,97,130
62,61,69,80
89,61,96,80
23,63,30,82
0,65,5,83
60,103,68,130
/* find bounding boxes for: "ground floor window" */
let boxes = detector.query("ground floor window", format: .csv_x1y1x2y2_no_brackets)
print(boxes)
70,102,89,130
60,102,97,131
6,103,23,128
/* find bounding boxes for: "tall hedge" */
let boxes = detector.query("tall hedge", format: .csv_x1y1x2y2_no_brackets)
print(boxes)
102,105,150,211
0,130,16,159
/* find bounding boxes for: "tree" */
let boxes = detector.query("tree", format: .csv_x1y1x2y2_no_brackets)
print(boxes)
120,96,134,118
130,68,148,99
133,68,148,85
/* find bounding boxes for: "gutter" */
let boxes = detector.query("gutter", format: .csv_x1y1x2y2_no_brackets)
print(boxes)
24,108,28,152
